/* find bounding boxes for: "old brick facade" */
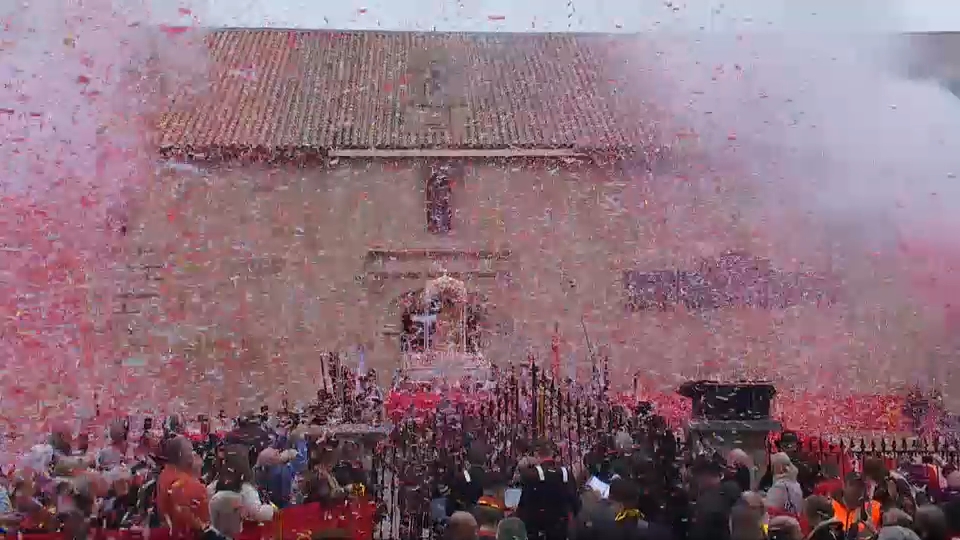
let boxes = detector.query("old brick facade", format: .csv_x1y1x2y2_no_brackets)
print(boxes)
118,28,953,415
108,156,934,414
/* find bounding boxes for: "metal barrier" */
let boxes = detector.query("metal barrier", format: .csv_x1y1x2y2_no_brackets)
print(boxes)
771,435,960,473
372,361,635,539
354,361,955,539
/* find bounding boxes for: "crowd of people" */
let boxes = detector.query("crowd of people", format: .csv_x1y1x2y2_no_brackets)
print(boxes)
428,429,960,540
0,401,379,539
1,371,960,540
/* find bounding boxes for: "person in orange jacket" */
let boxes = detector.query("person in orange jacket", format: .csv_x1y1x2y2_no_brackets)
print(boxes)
831,472,881,536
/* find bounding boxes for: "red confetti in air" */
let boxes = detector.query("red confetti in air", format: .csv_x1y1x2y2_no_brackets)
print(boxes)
487,15,506,21
76,75,91,84
159,25,188,36
358,8,367,14
178,7,192,15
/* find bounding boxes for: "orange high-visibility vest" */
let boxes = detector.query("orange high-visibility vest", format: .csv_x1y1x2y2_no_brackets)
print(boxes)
832,499,881,531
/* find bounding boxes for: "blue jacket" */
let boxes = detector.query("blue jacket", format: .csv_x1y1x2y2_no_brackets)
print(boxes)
0,485,11,513
256,439,308,508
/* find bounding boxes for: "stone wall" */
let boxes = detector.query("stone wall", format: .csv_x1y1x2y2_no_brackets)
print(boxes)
116,158,944,413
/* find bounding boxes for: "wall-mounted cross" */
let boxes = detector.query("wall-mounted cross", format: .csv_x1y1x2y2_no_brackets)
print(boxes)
410,312,437,350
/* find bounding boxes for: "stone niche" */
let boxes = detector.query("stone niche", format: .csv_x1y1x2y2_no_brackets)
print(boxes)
359,247,513,370
679,380,781,472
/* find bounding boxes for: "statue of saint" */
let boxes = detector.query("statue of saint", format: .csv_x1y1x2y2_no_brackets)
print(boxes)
431,296,463,353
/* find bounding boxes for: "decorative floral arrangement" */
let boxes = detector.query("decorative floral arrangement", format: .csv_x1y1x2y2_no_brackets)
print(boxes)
423,274,467,305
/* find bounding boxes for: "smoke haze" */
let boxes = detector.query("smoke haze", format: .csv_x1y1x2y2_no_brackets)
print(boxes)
622,23,960,401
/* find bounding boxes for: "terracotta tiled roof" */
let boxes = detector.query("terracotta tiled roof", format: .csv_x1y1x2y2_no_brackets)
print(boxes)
156,29,639,157
904,32,960,95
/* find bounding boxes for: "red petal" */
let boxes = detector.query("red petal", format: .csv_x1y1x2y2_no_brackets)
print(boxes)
159,25,188,36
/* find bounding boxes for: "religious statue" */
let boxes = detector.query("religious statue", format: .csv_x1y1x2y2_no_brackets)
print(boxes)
426,170,452,234
423,274,467,354
399,273,492,380
432,296,464,352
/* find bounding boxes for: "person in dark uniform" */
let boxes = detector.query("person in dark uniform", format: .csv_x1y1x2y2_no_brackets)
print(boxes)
447,444,488,515
688,454,742,540
516,441,579,540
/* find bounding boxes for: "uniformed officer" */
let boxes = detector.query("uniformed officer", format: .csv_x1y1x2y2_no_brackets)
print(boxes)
516,441,580,540
447,443,488,514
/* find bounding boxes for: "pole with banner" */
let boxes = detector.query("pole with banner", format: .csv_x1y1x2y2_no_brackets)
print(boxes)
356,345,365,396
320,351,329,393
601,348,610,399
551,321,561,380
528,350,541,440
580,316,597,397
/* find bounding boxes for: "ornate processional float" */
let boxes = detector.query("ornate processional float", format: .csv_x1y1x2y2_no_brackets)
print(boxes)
398,273,492,386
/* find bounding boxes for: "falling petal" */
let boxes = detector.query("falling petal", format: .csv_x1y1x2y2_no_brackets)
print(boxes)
159,24,188,36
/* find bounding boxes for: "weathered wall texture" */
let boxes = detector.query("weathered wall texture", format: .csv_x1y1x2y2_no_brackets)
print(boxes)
116,159,944,413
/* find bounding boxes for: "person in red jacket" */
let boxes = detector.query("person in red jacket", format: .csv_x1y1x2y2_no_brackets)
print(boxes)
157,436,209,536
